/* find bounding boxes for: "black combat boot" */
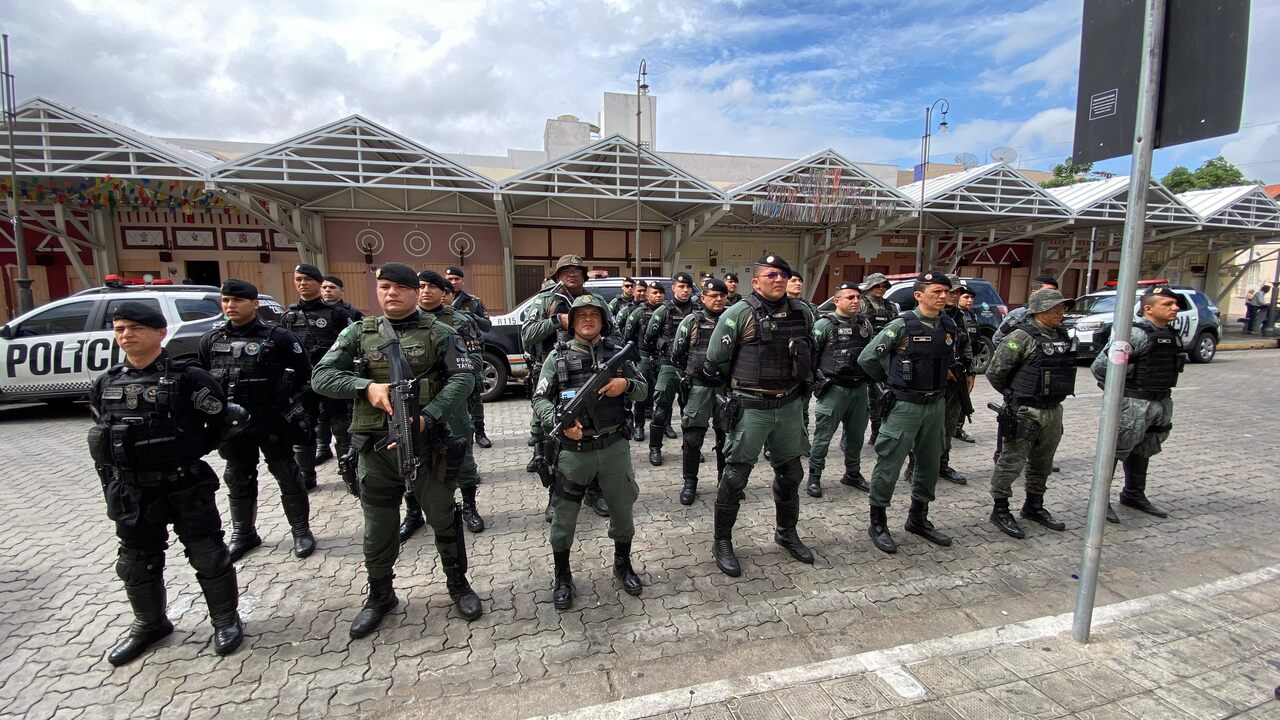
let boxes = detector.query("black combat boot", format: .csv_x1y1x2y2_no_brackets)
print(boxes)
939,452,968,485
108,581,174,666
712,502,742,577
679,441,700,506
197,569,245,656
613,541,643,596
525,442,544,474
585,480,609,517
840,470,870,492
1119,455,1167,517
474,422,492,449
293,445,318,491
868,505,897,554
990,497,1025,538
279,493,316,559
460,486,486,533
954,426,976,443
774,497,815,564
904,499,953,546
552,550,574,610
350,574,398,639
1020,493,1066,531
663,425,678,440
1106,503,1120,524
226,499,262,562
805,470,823,498
439,509,483,620
631,406,647,442
399,493,425,542
648,446,663,466
314,442,334,465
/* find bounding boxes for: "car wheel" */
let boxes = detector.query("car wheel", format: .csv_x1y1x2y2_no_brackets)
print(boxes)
1189,331,1216,364
480,350,508,402
972,334,995,374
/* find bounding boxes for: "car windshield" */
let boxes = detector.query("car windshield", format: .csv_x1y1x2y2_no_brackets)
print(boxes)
1073,294,1116,314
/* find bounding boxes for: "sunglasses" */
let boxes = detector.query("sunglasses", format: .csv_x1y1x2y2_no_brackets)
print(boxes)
758,270,791,281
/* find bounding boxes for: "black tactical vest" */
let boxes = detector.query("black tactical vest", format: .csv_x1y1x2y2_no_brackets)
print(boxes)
631,304,659,344
818,314,872,383
732,295,812,392
888,312,955,393
432,305,482,356
206,323,288,409
657,300,693,359
90,359,208,470
555,340,628,436
284,300,343,361
1129,322,1180,392
863,298,898,332
960,308,980,344
683,310,720,379
1007,322,1077,407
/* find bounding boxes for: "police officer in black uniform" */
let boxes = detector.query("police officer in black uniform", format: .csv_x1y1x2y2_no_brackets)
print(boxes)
199,280,316,561
90,302,247,666
285,264,359,489
446,265,494,449
624,281,665,442
316,274,363,464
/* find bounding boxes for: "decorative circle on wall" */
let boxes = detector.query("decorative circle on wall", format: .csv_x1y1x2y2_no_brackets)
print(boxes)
449,231,476,258
354,228,385,256
403,230,432,257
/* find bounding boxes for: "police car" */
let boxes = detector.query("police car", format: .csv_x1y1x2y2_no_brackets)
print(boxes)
0,276,284,405
1063,280,1220,363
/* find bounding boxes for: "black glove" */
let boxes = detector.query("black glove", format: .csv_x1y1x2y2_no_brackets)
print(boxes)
217,402,250,447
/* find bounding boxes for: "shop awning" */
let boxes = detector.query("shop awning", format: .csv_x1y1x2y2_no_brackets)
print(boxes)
898,162,1072,230
1178,185,1280,233
1048,176,1200,227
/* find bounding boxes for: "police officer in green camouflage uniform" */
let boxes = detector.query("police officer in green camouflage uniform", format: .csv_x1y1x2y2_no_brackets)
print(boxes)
937,274,974,484
616,279,647,329
985,288,1075,538
532,294,647,610
670,277,730,505
1093,286,1186,524
806,281,874,498
705,255,816,577
398,270,487,539
446,266,493,449
642,272,697,464
312,263,482,638
858,273,899,443
858,271,957,554
608,277,636,321
723,273,742,306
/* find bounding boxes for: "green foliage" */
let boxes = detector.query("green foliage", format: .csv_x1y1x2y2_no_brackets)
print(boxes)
1161,156,1257,193
1039,157,1114,188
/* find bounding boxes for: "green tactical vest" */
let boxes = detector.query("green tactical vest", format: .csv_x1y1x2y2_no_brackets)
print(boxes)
429,304,481,360
349,313,443,434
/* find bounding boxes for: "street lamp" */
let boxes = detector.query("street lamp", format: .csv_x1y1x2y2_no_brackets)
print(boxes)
1,34,32,314
635,59,648,277
915,98,949,273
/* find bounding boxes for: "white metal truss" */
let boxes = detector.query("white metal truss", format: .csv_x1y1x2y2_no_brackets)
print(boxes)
499,134,725,222
724,149,914,230
897,162,1071,225
209,115,496,207
1048,176,1200,226
0,97,209,181
1177,185,1280,232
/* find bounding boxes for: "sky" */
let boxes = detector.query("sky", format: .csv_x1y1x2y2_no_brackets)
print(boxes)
3,0,1278,182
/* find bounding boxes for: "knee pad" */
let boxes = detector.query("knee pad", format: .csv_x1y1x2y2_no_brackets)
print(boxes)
266,458,303,492
682,426,707,452
719,462,751,494
773,457,803,498
116,549,165,586
183,536,231,578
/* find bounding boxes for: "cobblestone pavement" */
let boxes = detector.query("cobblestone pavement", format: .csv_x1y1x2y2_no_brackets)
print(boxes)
0,350,1278,720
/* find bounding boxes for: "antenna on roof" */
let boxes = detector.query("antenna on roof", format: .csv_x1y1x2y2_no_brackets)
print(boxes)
954,152,979,170
990,146,1018,164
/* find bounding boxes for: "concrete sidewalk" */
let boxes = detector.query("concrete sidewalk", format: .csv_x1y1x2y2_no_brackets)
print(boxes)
544,565,1280,720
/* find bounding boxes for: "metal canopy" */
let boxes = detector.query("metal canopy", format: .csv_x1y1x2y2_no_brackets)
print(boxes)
1048,176,1200,226
722,149,914,231
499,134,725,225
898,162,1071,228
209,115,497,217
0,97,210,181
1177,185,1280,232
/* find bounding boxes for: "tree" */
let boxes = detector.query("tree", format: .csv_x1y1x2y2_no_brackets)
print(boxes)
1161,156,1257,193
1039,157,1116,189
1161,165,1196,193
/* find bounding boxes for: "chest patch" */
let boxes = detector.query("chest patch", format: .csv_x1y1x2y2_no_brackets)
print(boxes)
911,336,934,343
314,317,328,328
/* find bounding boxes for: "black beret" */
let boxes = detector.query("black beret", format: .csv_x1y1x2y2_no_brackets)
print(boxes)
754,254,794,275
1033,275,1058,286
956,283,975,296
112,301,166,328
634,279,648,288
916,271,952,288
294,264,323,282
724,273,739,282
704,278,728,294
321,274,343,287
623,276,635,284
220,279,258,300
417,270,451,292
835,281,861,293
445,266,465,278
673,272,695,286
375,262,420,289
649,282,667,294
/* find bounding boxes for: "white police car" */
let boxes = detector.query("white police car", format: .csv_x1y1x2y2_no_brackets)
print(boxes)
0,277,283,405
1064,280,1220,363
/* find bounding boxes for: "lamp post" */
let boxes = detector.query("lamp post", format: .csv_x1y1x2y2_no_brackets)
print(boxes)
635,59,648,278
1,34,32,314
915,98,949,272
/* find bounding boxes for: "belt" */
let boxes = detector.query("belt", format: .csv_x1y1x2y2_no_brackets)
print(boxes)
890,388,943,404
1124,387,1171,401
114,463,205,486
1016,396,1063,409
559,429,626,452
734,386,802,410
832,377,868,388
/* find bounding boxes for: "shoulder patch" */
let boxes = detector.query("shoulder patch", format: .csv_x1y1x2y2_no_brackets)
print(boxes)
1007,340,1019,349
535,377,550,395
192,387,224,415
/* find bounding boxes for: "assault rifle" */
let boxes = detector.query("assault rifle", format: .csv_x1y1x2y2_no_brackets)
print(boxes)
551,341,638,438
376,319,423,484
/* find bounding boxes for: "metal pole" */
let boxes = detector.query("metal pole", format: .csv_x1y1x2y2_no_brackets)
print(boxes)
1073,0,1167,644
1266,249,1279,336
635,60,646,278
1084,227,1097,293
2,34,33,314
916,106,930,273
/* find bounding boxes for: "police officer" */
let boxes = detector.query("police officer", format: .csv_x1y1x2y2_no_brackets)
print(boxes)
89,302,247,665
723,273,742,306
532,295,647,609
705,255,816,577
317,274,363,465
806,281,875,497
312,263,482,637
670,277,730,505
609,277,636,320
285,263,359,489
199,280,316,561
616,279,647,329
400,270,486,536
953,285,981,444
857,271,958,554
937,274,974,485
521,255,610,519
994,275,1058,343
624,281,665,442
858,273,899,443
446,265,493,449
1093,286,1185,524
642,272,697,464
985,288,1075,538
786,273,813,309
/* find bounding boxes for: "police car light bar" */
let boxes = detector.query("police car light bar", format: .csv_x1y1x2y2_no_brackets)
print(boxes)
1103,278,1168,287
102,274,170,287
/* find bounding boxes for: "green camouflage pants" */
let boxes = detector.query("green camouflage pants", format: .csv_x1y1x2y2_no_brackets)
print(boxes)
549,437,638,551
722,393,809,466
650,362,681,433
989,403,1064,499
358,445,459,578
1116,396,1173,459
868,397,945,508
809,384,869,477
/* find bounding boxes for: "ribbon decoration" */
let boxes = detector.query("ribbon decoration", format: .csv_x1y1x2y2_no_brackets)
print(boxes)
0,177,237,216
752,167,895,224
